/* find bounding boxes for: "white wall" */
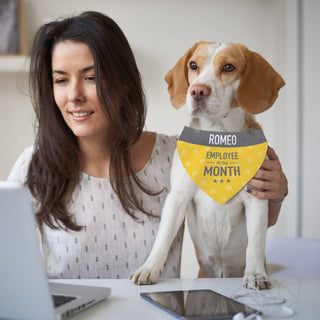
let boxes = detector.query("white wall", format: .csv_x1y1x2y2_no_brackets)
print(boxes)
300,0,320,238
1,0,318,278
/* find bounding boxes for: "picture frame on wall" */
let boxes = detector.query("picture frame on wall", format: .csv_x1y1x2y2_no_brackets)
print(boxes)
0,0,27,55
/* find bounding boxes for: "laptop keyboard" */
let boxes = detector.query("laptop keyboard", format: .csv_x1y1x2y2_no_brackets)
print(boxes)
53,294,77,308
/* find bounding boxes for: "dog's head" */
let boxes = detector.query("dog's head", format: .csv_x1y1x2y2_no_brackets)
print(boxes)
165,42,285,119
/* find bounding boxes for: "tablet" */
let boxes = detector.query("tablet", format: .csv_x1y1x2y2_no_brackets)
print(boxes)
140,289,261,319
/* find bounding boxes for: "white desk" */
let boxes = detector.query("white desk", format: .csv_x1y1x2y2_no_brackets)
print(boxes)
53,277,320,320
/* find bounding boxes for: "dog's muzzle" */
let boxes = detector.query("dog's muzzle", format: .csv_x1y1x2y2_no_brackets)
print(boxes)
189,84,211,114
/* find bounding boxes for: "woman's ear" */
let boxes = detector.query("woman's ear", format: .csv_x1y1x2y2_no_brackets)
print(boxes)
237,48,285,114
165,42,202,109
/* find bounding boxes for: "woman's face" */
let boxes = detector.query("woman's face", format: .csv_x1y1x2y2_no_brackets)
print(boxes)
52,40,110,143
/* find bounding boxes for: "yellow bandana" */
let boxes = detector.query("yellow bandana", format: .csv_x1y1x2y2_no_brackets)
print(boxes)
177,127,268,205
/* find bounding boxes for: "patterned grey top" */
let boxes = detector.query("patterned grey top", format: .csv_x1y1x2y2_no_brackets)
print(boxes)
8,133,183,279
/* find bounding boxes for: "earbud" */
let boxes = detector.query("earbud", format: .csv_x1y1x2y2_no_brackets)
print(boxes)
233,313,263,320
233,313,245,320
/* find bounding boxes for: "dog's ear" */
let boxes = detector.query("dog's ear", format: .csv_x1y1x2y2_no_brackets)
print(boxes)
165,42,201,109
237,46,285,114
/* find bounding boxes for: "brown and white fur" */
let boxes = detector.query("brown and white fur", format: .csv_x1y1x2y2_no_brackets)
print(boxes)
131,42,285,289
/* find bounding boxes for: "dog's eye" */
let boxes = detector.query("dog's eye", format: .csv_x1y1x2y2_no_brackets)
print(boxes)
222,64,235,73
189,61,199,71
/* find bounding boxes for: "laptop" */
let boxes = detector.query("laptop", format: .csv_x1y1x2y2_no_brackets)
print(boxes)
0,181,111,320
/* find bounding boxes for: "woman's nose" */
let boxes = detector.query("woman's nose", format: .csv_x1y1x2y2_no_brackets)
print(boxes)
68,81,84,102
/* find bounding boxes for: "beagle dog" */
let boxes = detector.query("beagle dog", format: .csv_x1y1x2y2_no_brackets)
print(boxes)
131,42,284,289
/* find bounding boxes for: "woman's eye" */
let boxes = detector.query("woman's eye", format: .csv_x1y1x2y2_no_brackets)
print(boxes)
189,61,198,71
222,64,235,73
54,78,67,85
85,76,96,82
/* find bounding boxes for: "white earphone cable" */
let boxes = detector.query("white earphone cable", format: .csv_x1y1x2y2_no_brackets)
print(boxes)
231,277,299,319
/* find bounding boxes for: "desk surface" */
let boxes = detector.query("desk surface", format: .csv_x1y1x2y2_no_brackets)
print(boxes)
54,277,320,320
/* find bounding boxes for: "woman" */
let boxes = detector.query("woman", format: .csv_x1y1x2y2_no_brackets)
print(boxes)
8,11,288,279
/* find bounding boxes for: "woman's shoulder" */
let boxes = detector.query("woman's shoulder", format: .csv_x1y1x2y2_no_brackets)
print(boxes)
7,146,34,183
149,132,178,168
155,132,178,144
154,132,178,155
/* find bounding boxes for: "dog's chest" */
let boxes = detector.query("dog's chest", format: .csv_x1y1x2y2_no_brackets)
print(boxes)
190,188,246,248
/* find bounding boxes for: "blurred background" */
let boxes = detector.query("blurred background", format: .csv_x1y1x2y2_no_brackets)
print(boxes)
0,0,319,277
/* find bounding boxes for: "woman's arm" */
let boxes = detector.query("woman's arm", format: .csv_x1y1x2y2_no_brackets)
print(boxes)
247,147,288,227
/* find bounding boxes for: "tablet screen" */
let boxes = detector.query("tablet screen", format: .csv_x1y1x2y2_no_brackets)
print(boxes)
141,289,261,319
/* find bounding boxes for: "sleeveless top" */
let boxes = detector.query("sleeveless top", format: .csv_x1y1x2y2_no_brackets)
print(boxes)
8,133,184,279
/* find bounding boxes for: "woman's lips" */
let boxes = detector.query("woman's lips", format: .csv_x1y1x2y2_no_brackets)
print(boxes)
70,111,94,121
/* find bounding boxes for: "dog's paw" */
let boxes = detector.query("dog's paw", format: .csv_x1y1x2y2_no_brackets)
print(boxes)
243,272,271,290
130,264,162,285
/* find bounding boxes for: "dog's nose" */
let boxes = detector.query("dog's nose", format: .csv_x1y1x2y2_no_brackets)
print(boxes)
190,84,211,101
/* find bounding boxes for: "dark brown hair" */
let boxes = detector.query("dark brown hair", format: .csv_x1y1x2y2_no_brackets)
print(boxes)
27,11,155,230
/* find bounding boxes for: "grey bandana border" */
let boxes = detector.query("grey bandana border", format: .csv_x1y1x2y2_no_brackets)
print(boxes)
178,126,267,147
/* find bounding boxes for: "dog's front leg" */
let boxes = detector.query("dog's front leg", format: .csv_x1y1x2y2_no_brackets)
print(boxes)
243,197,270,289
131,150,196,285
130,190,189,285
